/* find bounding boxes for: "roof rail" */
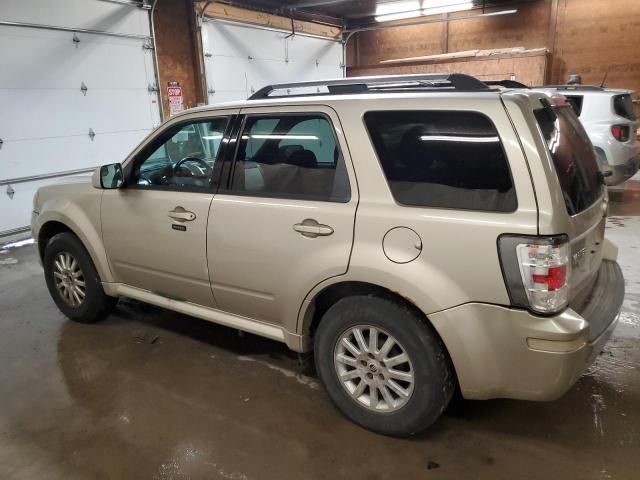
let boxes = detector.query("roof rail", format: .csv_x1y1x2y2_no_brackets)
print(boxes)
483,79,530,89
248,73,490,100
542,85,604,91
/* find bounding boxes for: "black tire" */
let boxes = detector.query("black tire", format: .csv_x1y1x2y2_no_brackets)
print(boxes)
314,295,455,437
43,232,117,323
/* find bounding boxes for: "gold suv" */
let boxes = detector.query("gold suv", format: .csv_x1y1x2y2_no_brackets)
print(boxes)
32,74,625,436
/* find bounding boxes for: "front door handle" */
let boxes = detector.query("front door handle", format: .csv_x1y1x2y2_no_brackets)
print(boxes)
168,206,196,222
293,219,334,238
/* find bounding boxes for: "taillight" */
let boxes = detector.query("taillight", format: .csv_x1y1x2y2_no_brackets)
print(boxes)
611,125,630,142
498,235,571,314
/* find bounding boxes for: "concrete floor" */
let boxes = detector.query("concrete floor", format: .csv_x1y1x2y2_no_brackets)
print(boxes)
1,190,639,479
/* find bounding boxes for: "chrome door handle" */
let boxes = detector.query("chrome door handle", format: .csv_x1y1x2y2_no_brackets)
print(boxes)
168,207,196,222
293,219,334,238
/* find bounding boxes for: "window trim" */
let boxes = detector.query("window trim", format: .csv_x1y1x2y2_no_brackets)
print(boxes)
218,111,352,203
362,109,518,213
123,115,234,193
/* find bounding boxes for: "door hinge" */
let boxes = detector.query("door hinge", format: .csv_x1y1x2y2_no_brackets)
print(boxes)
207,87,215,95
80,81,88,96
6,185,14,200
204,52,212,58
0,138,3,150
148,83,159,93
88,128,95,141
72,33,80,47
142,41,154,50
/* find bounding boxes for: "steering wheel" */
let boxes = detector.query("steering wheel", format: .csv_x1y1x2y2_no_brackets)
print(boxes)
173,157,210,177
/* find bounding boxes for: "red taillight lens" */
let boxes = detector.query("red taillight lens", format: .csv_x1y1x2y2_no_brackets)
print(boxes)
612,125,630,142
532,265,567,291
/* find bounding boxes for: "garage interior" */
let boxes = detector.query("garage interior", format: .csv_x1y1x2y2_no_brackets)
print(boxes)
1,0,639,478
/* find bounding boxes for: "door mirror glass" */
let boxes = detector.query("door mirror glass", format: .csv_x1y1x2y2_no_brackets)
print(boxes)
100,163,123,189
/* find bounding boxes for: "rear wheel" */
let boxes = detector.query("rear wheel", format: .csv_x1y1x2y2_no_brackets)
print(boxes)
314,295,455,436
44,232,117,323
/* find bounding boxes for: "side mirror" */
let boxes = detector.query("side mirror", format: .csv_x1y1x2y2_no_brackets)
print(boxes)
92,163,123,189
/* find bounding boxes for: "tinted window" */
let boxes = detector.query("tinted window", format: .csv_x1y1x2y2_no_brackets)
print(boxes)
613,94,637,121
364,111,516,212
131,118,229,190
534,103,602,215
565,95,584,116
230,114,350,202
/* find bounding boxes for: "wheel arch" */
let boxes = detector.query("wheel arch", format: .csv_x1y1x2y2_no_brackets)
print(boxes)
36,210,114,283
299,280,449,353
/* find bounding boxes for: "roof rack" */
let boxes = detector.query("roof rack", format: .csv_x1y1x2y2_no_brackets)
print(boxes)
483,79,530,89
248,73,490,100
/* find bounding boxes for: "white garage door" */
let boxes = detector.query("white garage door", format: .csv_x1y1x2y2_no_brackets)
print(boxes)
201,18,344,104
0,0,160,237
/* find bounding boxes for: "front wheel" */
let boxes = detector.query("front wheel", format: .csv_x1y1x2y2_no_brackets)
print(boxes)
314,295,455,437
43,232,117,323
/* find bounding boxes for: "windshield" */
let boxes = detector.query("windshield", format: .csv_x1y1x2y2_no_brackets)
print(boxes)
534,102,603,215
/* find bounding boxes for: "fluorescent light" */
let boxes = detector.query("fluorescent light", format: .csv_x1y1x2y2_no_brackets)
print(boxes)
375,1,473,22
242,134,319,140
420,135,500,143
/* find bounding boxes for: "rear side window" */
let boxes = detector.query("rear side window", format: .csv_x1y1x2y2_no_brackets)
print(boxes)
230,114,350,202
613,94,637,121
534,102,603,215
364,111,516,212
564,95,584,116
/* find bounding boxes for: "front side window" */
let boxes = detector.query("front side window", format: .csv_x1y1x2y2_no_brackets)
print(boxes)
364,110,516,212
230,114,350,202
131,117,229,190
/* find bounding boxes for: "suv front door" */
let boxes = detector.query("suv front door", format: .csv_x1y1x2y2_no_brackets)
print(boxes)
207,106,357,327
102,112,236,307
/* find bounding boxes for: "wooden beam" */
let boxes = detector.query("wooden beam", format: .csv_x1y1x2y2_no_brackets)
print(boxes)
546,0,559,84
197,2,342,40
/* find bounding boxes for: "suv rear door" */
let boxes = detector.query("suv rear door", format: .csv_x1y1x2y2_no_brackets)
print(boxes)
530,96,607,311
206,105,357,327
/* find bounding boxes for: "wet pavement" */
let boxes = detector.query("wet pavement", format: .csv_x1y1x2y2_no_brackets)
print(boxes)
0,196,639,479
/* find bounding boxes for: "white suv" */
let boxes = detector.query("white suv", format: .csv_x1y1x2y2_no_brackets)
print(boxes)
534,86,639,185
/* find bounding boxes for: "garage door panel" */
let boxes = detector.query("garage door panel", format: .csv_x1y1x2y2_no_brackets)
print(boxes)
0,137,90,181
0,0,150,37
205,22,285,61
0,90,154,141
82,90,157,132
0,27,152,90
286,35,342,68
0,129,150,181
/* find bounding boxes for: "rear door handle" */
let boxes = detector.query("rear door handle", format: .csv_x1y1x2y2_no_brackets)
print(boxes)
293,219,334,238
168,207,196,222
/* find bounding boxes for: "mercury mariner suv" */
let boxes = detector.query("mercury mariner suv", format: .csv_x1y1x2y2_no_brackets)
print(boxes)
32,74,625,436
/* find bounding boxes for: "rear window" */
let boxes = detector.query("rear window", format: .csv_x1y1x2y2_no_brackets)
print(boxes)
364,111,516,212
613,94,637,121
534,102,603,215
564,95,584,116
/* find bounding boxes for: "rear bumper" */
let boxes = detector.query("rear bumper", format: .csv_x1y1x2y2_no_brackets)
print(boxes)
430,260,624,401
605,155,640,186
